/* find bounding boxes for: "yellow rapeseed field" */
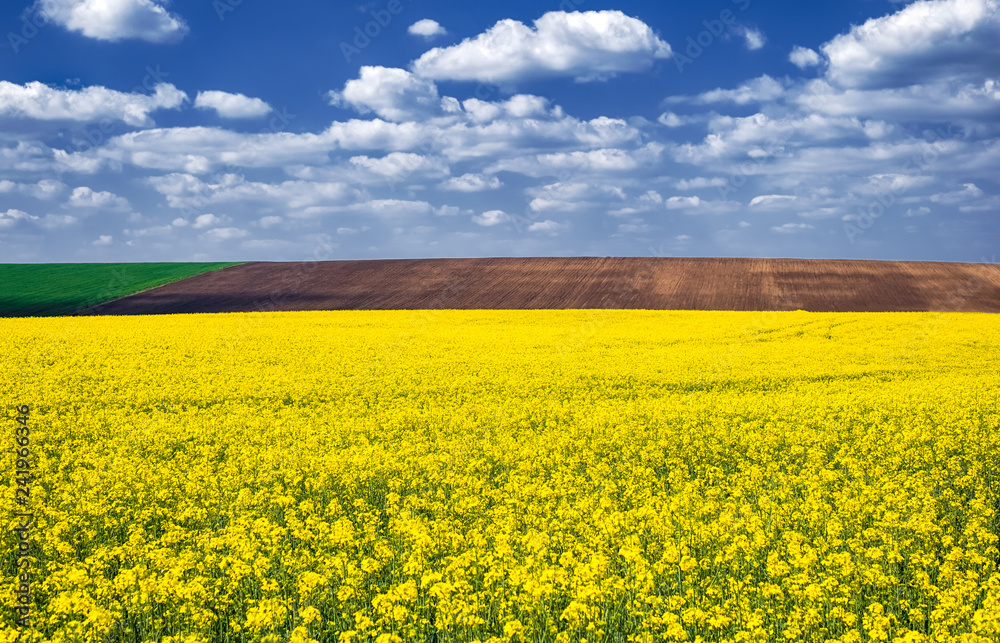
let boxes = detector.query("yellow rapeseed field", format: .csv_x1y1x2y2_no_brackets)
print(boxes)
1,310,998,643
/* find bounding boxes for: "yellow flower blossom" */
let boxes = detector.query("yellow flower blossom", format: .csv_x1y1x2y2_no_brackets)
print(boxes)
0,310,997,642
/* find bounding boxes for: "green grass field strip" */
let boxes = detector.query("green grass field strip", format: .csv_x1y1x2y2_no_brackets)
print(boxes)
0,262,243,317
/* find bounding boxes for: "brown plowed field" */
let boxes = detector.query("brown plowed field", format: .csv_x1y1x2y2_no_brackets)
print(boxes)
81,258,1000,315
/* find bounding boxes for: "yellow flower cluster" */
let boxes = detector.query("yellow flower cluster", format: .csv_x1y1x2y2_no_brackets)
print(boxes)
1,310,998,643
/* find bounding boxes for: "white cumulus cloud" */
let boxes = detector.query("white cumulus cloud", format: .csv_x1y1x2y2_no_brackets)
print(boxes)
411,10,672,83
665,196,702,209
349,152,449,179
676,75,786,105
67,186,130,211
741,27,766,50
194,91,271,118
0,209,39,228
37,0,189,43
191,213,225,229
0,179,67,200
821,0,1000,89
438,173,502,192
199,227,247,242
0,81,186,126
328,66,444,122
472,210,509,226
147,173,352,212
528,219,569,233
409,19,446,38
789,46,821,69
750,194,798,208
771,222,814,233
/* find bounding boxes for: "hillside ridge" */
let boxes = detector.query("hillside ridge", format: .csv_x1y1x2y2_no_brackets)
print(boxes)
81,257,1000,315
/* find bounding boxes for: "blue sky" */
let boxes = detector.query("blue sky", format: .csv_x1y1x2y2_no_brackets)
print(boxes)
0,0,997,263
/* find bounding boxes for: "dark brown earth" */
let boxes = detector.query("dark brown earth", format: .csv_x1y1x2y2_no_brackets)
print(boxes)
81,258,1000,315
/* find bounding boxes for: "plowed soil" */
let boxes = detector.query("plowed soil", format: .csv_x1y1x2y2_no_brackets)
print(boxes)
82,258,1000,315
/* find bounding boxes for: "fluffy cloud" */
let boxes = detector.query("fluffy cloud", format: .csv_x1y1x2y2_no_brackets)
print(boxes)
199,227,248,242
526,181,625,212
93,125,336,173
0,179,67,199
67,186,131,211
665,196,702,210
0,209,39,228
37,0,188,43
821,0,1000,89
608,190,665,217
674,177,727,190
123,224,173,239
672,112,888,166
313,199,432,220
615,222,650,234
687,75,786,105
438,173,502,192
433,205,462,217
771,223,814,233
740,27,766,51
768,1,1000,126
472,210,509,226
0,141,55,173
859,173,935,196
661,196,741,215
191,213,226,229
0,81,186,126
527,219,569,233
357,200,432,216
409,19,446,38
411,10,672,83
287,153,451,189
789,46,821,69
194,91,271,118
797,78,1000,121
94,91,643,173
657,112,690,128
147,173,351,212
756,138,967,178
348,153,450,180
44,63,652,178
928,182,983,203
328,67,444,122
41,214,78,229
749,194,798,208
487,144,660,178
